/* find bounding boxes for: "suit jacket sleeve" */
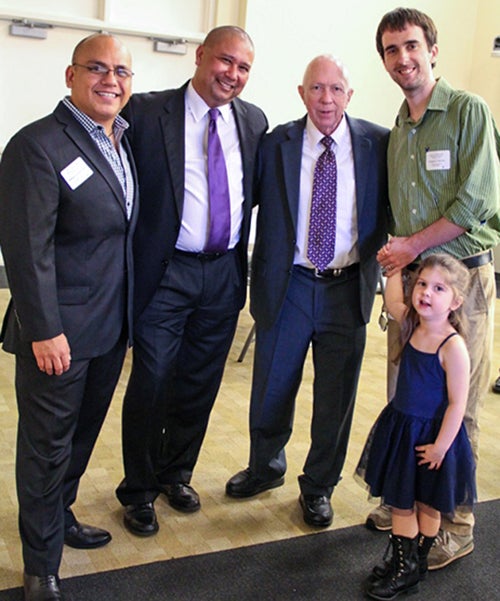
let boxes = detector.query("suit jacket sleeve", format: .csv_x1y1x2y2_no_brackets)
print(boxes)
0,130,64,342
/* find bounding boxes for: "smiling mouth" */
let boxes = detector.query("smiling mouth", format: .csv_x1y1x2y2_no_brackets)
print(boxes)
96,91,120,98
217,79,235,92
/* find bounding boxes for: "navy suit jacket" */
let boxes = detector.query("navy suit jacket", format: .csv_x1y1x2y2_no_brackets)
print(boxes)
0,101,138,358
250,115,389,330
122,82,268,319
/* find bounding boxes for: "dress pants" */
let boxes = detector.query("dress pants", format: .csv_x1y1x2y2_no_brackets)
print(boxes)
15,337,127,575
117,250,242,506
249,265,366,497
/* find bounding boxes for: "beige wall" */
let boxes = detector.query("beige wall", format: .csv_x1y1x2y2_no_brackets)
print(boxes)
243,0,482,128
0,0,498,139
469,0,500,124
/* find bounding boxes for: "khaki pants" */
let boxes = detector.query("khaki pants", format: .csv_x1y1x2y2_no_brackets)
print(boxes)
385,262,495,536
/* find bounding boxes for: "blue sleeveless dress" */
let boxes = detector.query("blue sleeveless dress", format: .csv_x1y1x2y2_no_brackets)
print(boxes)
355,333,476,514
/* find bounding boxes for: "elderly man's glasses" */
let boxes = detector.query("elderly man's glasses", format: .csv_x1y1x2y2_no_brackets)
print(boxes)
73,63,134,79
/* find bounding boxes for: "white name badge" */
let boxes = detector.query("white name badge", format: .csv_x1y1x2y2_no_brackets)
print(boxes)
425,150,450,171
60,157,94,190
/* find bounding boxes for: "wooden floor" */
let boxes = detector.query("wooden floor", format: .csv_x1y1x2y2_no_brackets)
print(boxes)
0,289,499,590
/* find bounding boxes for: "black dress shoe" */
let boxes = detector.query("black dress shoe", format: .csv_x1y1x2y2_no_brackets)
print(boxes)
299,494,333,527
226,468,285,498
24,573,63,601
64,522,111,549
123,502,159,537
159,483,201,513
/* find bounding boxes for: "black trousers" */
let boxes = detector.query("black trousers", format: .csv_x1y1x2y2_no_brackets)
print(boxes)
249,265,366,497
117,250,242,506
15,337,127,575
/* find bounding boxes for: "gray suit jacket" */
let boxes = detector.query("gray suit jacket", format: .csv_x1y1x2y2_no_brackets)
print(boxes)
0,101,138,358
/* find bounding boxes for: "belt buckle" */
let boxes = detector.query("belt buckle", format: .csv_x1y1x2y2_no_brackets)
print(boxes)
331,268,343,277
314,268,328,279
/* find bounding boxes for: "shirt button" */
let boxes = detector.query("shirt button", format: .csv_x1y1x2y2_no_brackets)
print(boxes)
411,182,416,187
412,209,417,214
410,154,415,160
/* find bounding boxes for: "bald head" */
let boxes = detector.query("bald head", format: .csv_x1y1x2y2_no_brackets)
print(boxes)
202,26,254,53
191,26,255,108
298,54,353,136
71,33,131,65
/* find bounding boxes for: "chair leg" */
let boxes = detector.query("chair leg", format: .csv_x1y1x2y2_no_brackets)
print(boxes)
237,323,256,362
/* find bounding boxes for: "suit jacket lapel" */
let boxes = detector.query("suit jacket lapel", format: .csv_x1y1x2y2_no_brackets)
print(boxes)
54,102,127,215
122,135,139,228
160,84,187,219
347,115,372,220
281,118,305,232
232,98,259,227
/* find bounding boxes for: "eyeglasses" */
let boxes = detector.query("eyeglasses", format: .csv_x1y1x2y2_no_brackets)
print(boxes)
72,63,134,79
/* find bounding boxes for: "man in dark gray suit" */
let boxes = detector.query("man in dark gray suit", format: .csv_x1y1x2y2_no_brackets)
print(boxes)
226,55,389,528
0,34,137,601
115,26,267,536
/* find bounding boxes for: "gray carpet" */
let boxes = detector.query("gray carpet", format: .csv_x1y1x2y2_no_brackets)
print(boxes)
0,499,497,601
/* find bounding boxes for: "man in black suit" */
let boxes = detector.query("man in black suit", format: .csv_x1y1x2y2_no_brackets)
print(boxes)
0,34,137,601
226,55,389,527
116,26,268,535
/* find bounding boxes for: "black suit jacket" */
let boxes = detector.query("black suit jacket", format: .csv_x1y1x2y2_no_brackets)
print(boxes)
121,82,268,319
250,115,389,329
0,101,138,358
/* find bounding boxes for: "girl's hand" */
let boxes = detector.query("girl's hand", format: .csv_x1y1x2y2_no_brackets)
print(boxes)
415,444,446,470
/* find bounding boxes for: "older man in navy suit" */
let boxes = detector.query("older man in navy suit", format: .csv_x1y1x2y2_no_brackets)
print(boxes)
0,34,137,600
116,26,268,536
226,55,389,528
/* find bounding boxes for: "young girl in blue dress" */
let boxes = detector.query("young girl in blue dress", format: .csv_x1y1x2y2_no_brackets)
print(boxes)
356,254,476,600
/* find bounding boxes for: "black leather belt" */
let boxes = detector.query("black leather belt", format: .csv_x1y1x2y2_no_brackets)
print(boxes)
407,249,493,272
295,263,359,279
174,249,229,261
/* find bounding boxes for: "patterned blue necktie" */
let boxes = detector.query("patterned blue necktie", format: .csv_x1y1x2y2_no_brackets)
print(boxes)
307,136,337,271
204,108,231,253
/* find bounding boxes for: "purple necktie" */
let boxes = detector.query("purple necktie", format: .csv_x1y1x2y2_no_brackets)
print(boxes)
204,108,231,253
307,136,337,271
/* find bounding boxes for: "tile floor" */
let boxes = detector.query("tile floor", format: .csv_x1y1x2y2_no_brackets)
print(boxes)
0,290,498,590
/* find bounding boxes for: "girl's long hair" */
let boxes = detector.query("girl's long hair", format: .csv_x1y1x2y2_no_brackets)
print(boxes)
395,254,470,361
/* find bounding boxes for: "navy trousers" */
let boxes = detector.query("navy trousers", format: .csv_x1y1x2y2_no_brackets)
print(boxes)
249,265,366,497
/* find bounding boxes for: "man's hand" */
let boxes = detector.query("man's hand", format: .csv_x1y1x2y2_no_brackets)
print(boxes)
32,334,71,376
377,236,420,274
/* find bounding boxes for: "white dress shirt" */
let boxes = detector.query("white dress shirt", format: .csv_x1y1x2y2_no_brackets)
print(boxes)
294,115,359,268
176,81,244,252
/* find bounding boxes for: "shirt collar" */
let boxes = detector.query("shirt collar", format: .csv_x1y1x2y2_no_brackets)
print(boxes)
305,112,348,149
395,77,451,127
186,80,232,124
62,96,129,140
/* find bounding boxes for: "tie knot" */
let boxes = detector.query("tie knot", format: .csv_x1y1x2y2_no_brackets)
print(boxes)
209,108,220,122
321,136,333,150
